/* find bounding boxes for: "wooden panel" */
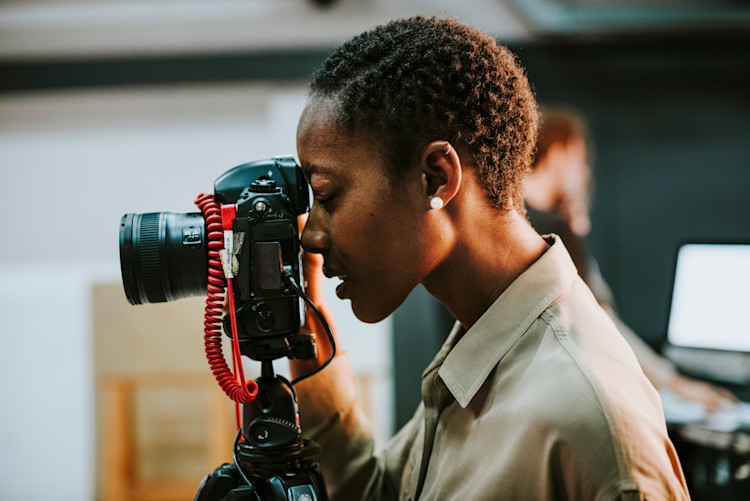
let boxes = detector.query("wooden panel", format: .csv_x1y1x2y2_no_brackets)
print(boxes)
92,283,240,501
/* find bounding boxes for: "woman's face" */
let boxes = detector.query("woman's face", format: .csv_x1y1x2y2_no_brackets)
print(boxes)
296,99,433,323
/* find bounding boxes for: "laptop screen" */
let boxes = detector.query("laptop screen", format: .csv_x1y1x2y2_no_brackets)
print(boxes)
667,243,750,353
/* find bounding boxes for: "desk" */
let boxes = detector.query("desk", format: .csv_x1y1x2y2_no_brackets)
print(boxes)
668,420,750,499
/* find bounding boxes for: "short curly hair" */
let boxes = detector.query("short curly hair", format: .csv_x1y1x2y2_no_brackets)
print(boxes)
309,16,538,210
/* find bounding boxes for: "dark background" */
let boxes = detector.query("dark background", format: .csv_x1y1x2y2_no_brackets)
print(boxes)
519,34,750,347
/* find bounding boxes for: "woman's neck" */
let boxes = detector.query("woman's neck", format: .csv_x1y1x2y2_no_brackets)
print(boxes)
422,208,548,330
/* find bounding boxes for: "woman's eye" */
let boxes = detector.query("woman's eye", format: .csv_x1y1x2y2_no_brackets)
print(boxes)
314,193,334,205
310,178,338,207
313,187,337,204
312,190,326,201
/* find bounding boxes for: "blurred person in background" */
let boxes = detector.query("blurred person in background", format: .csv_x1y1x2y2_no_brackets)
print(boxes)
524,106,737,412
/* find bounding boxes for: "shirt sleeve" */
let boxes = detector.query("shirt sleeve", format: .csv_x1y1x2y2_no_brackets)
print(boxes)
294,353,417,500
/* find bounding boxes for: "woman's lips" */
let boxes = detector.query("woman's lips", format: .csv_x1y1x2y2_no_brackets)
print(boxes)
322,266,350,299
334,274,350,299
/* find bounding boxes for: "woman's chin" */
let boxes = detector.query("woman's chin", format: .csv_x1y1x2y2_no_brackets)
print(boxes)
350,301,392,324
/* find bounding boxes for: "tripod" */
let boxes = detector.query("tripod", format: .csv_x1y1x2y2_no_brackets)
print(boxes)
194,267,335,501
194,360,328,501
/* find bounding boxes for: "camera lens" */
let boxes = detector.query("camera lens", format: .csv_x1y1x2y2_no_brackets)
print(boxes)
119,212,208,304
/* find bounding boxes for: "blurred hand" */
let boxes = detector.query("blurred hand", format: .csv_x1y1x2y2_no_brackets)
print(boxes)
291,214,339,378
301,233,327,307
668,374,738,414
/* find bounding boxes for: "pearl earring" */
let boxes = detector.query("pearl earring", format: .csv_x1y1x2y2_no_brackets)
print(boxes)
430,197,444,210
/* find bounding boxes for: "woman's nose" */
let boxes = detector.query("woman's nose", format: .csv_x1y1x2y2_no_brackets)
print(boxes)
300,208,330,255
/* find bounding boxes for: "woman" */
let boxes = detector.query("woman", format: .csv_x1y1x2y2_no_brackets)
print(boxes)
291,17,689,500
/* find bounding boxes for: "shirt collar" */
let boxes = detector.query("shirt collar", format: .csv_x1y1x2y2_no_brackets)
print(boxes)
437,235,578,408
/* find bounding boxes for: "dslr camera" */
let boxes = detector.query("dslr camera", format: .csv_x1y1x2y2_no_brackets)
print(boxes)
119,156,314,361
119,157,330,500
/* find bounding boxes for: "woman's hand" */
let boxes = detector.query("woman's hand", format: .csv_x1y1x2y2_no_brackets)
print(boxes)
668,374,738,414
291,214,339,379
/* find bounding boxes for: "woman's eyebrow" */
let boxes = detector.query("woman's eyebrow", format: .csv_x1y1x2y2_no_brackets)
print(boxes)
302,163,334,178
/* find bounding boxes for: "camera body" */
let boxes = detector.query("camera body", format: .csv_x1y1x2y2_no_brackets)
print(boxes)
119,156,312,361
214,157,311,360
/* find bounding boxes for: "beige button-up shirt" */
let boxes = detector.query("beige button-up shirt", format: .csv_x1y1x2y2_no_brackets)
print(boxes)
296,236,689,500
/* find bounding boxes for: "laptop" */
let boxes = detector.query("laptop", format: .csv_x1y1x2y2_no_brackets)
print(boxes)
663,242,750,386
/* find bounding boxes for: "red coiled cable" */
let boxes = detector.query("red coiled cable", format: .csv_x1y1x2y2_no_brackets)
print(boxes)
195,193,258,406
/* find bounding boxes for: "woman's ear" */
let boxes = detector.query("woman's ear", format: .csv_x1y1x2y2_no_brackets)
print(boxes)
420,140,462,210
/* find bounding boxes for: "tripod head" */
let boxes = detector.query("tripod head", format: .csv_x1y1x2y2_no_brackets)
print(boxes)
195,360,329,501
